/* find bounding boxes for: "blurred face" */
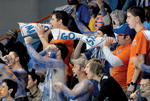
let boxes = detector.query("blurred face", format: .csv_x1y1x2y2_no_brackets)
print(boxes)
50,14,60,29
68,0,73,5
126,12,136,29
72,64,81,78
95,30,103,37
0,82,9,98
84,63,94,79
111,16,121,28
6,52,16,68
140,79,150,98
26,75,35,90
6,34,15,43
116,34,127,45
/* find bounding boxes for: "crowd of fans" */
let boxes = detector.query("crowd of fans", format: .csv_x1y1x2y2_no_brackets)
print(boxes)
0,0,150,101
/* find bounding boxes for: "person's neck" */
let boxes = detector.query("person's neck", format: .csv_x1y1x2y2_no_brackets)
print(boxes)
134,23,144,32
59,25,68,30
78,74,88,82
11,63,22,70
56,56,63,62
29,86,38,95
94,74,103,82
5,96,14,101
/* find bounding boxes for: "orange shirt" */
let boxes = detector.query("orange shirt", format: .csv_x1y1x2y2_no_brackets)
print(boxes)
50,28,74,76
127,28,149,84
112,44,131,88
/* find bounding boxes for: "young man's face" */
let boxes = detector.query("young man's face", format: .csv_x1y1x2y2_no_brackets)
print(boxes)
116,34,127,45
49,14,60,29
126,12,136,29
26,75,36,90
6,52,17,68
140,79,150,98
84,63,94,79
72,64,81,78
0,82,9,98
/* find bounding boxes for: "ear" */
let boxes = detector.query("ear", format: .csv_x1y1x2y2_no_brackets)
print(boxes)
15,57,19,62
80,67,85,73
125,35,130,40
58,19,62,25
136,16,140,22
9,88,13,94
56,50,61,56
34,79,37,84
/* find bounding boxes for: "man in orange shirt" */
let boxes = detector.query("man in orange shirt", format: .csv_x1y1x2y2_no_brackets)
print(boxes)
36,11,74,77
126,6,150,100
102,23,135,94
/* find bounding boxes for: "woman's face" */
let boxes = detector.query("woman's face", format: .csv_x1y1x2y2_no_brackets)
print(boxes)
95,30,103,37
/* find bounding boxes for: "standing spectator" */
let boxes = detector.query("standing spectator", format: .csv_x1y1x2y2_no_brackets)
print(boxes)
102,23,136,94
53,58,93,101
24,36,69,101
0,79,18,101
26,70,43,101
126,6,150,99
36,11,74,77
84,58,128,101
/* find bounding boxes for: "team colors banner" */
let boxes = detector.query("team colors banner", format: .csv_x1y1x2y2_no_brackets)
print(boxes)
142,30,150,40
18,22,51,36
51,29,117,50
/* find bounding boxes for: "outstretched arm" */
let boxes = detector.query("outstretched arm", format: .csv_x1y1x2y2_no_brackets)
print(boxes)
24,37,63,70
53,80,93,100
71,11,95,35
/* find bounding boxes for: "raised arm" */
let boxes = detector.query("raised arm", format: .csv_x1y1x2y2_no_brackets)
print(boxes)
102,37,123,66
73,40,87,59
24,37,63,70
71,11,95,35
96,0,111,26
35,23,52,49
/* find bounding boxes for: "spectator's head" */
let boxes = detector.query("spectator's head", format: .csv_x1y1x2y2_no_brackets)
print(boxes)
71,58,88,78
54,43,68,60
113,23,136,45
140,74,150,98
96,25,115,37
144,6,150,22
0,79,18,99
67,0,79,5
87,1,99,18
50,11,69,28
126,6,145,29
6,29,18,43
26,71,40,90
84,58,104,79
6,50,22,69
110,9,126,28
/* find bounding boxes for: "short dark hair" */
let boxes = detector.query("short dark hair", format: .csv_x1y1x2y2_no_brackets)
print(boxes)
127,6,145,23
87,58,104,77
141,74,150,81
52,11,69,26
28,70,40,86
2,79,18,98
54,43,68,60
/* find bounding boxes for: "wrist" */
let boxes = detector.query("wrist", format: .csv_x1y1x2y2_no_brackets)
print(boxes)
39,35,44,38
130,82,136,86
